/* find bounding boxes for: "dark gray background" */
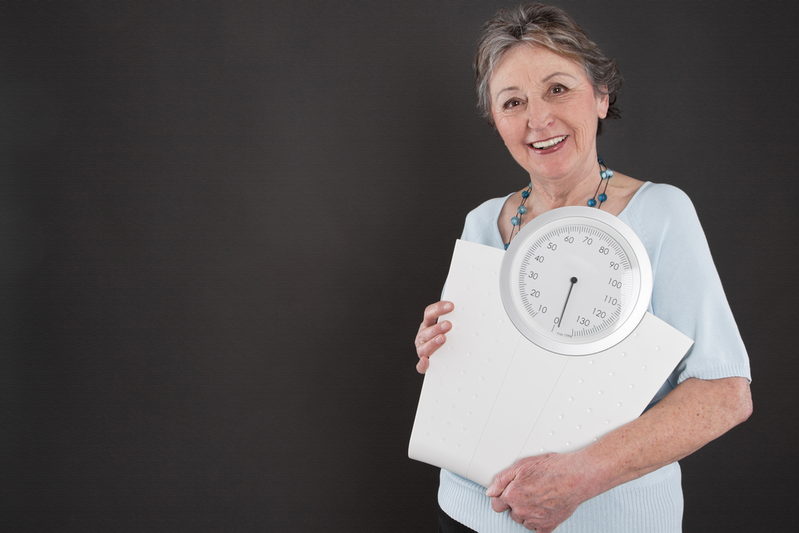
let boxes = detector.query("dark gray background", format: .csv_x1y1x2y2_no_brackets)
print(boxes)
2,1,796,531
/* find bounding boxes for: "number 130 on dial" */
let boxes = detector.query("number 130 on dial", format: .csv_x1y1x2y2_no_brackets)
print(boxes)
500,207,653,356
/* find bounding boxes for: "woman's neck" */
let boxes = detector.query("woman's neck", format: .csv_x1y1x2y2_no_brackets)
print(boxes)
525,164,602,217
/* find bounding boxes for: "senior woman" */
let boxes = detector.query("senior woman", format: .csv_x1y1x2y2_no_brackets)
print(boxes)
414,4,752,533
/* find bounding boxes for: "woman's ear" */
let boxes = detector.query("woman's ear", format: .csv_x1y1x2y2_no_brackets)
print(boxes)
597,85,610,119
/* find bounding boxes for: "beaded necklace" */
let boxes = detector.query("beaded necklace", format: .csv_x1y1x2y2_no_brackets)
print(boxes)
504,156,614,250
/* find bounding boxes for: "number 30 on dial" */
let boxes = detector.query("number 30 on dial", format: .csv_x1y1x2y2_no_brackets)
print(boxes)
500,206,653,356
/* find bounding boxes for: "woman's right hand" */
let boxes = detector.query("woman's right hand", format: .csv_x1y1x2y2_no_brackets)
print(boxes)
414,301,454,374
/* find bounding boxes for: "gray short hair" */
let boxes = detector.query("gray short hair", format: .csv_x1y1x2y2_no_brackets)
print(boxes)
474,3,622,134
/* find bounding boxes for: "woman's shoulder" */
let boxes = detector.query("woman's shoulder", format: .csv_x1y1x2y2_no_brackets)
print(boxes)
634,181,692,202
465,195,509,221
620,181,705,250
461,194,512,246
626,181,697,219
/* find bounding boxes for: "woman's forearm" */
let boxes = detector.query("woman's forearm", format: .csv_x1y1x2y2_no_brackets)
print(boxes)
573,376,752,500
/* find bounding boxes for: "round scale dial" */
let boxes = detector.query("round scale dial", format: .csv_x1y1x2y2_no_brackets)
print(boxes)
500,206,652,356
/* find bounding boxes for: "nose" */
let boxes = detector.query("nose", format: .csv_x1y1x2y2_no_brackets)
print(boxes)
526,101,552,131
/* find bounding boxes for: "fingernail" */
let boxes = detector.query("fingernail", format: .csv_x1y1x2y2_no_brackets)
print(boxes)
441,321,451,331
443,302,453,311
435,335,445,345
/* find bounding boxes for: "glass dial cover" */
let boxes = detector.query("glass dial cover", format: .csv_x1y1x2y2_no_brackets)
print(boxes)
499,206,653,356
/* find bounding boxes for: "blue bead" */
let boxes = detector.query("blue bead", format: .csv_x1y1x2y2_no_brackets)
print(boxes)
521,190,530,198
587,198,597,207
607,169,614,178
597,156,604,165
598,193,607,202
517,206,527,215
511,216,520,226
600,170,608,180
504,243,510,250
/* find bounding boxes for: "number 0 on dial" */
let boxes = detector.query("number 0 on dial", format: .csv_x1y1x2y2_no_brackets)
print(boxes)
500,207,653,356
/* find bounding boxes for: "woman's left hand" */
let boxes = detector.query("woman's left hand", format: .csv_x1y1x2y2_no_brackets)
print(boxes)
486,453,589,532
485,377,752,531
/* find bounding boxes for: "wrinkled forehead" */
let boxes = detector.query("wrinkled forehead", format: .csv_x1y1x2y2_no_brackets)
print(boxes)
489,43,588,94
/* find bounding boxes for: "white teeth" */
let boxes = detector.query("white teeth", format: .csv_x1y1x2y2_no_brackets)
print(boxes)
532,136,566,149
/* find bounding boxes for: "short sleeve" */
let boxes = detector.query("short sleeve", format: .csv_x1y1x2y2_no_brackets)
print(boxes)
619,184,751,402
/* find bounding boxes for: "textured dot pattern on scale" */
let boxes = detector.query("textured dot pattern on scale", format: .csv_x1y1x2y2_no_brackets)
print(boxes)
409,240,692,488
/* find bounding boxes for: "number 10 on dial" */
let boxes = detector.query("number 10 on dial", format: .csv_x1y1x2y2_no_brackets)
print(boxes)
500,207,653,356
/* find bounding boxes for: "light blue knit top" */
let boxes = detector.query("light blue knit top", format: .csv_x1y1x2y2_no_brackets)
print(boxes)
438,182,751,532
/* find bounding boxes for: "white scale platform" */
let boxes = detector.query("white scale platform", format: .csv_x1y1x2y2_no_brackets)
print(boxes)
409,240,693,488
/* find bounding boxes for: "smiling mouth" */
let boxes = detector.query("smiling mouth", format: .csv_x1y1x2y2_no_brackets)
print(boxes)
531,135,567,149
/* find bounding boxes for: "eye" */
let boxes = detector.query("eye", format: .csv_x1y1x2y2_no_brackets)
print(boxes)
550,84,567,95
503,98,523,110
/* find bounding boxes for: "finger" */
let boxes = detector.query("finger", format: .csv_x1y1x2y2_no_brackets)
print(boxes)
414,302,454,375
486,467,515,498
491,497,511,514
416,354,430,374
415,320,451,352
415,329,447,375
509,510,523,524
421,301,454,328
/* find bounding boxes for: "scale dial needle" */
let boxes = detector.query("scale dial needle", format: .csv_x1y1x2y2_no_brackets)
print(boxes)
556,277,578,329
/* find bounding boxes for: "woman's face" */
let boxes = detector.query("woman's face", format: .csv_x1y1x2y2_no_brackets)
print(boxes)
489,45,609,186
